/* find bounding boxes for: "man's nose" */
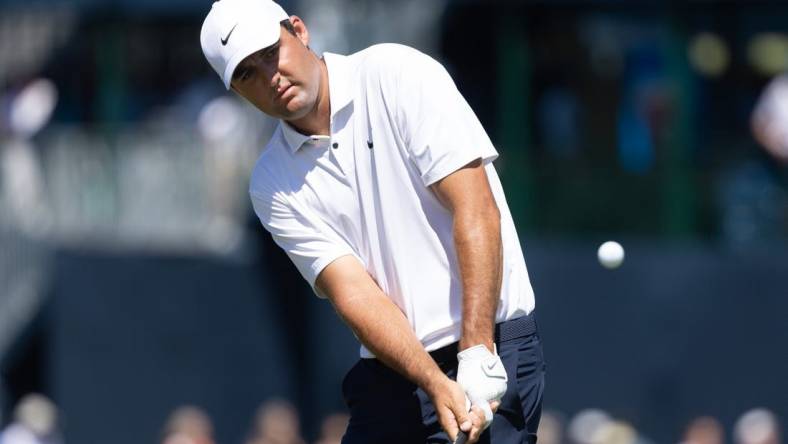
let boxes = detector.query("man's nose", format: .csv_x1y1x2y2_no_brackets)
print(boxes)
269,72,280,89
265,65,280,86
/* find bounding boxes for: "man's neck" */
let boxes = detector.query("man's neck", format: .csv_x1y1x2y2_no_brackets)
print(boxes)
286,57,331,137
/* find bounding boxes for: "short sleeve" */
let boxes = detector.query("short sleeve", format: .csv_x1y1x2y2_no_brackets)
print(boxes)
250,189,360,296
395,50,498,186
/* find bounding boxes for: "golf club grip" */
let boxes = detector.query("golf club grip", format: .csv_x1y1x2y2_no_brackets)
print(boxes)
455,430,469,444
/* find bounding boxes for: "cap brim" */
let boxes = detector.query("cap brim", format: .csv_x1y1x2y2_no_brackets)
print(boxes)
221,27,282,89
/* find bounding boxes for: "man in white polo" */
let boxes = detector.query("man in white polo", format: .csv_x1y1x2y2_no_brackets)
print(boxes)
200,1,544,442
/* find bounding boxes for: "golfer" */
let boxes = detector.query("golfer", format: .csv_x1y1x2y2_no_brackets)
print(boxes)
200,1,544,442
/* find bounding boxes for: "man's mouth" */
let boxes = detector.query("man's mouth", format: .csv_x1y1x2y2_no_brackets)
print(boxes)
276,84,294,100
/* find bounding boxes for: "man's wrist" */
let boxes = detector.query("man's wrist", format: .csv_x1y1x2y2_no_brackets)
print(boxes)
459,337,494,353
422,369,452,398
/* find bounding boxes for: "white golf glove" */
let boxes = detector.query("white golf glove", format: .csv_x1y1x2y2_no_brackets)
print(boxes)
456,344,507,429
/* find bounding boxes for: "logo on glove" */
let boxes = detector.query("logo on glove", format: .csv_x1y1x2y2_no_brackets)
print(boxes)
482,357,507,379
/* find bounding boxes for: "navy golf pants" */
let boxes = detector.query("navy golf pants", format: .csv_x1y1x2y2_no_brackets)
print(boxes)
340,315,545,443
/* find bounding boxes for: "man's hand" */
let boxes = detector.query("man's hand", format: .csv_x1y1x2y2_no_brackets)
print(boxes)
426,376,492,443
456,344,507,429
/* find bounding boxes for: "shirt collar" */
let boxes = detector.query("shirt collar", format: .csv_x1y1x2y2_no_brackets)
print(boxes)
281,52,354,153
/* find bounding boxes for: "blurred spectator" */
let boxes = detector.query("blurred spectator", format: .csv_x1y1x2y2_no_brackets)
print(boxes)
0,393,62,444
314,412,349,444
680,416,724,444
246,399,305,444
567,409,653,444
734,408,781,444
161,405,215,444
569,409,613,444
592,420,638,444
752,75,788,164
537,410,566,444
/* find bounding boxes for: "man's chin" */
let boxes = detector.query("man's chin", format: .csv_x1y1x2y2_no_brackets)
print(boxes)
279,105,311,121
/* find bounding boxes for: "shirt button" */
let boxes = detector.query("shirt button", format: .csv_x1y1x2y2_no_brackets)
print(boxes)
332,142,339,149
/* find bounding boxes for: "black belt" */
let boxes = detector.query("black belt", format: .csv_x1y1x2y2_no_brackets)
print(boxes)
496,313,537,342
429,314,537,365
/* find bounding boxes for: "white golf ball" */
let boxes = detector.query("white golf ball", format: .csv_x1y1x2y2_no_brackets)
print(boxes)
597,241,624,269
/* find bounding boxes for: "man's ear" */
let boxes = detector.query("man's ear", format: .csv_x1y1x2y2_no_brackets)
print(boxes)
289,15,310,47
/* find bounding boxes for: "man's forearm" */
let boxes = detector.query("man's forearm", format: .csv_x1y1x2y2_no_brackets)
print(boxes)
317,256,486,441
454,205,502,352
317,256,447,394
338,289,446,391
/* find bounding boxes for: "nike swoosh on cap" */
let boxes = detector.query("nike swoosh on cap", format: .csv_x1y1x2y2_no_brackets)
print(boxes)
221,23,238,46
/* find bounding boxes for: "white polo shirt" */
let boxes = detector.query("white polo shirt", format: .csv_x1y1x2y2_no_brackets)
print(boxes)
250,44,535,357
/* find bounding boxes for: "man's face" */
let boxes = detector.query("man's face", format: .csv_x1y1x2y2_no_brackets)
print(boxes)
230,18,321,120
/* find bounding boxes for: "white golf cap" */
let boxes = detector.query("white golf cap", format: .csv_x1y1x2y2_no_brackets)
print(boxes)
200,0,289,89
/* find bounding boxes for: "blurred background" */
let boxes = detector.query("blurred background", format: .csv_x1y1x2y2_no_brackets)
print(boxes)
0,0,786,443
